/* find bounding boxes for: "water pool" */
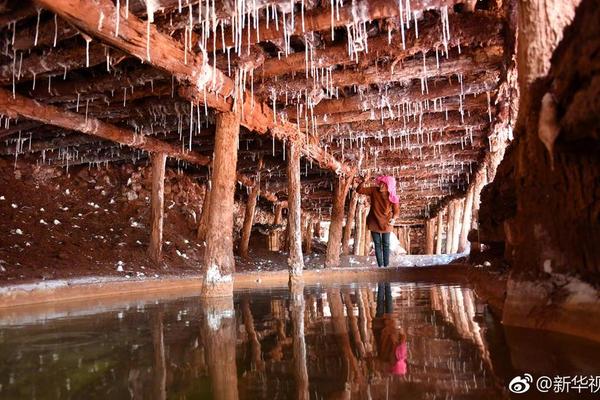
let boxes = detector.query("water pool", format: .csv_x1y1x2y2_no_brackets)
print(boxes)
0,281,598,399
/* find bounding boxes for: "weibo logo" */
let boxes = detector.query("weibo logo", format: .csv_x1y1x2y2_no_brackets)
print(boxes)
508,374,533,394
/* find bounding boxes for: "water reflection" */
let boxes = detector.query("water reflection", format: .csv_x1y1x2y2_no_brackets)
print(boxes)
1,282,599,399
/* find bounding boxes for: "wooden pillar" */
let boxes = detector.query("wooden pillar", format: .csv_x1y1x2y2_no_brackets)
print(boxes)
326,176,351,267
451,199,464,253
341,190,358,255
435,211,444,254
445,202,456,254
287,143,304,279
362,207,370,256
200,297,239,400
202,110,240,298
148,152,167,264
425,218,436,255
458,185,475,253
197,183,212,242
304,215,314,253
353,200,364,256
314,220,321,240
269,202,284,251
239,172,260,258
470,167,488,254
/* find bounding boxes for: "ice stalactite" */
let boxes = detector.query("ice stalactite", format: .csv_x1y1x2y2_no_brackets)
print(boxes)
34,8,42,46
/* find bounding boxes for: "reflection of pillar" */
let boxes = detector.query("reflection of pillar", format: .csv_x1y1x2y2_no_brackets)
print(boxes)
201,297,239,400
241,298,264,371
290,283,309,400
152,310,167,400
327,289,359,382
342,290,365,358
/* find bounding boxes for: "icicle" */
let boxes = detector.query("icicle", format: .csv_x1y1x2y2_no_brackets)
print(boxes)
34,8,41,46
413,11,419,38
85,99,90,123
115,0,120,37
76,92,81,112
53,14,59,47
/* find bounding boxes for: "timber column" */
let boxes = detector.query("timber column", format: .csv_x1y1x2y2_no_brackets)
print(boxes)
341,189,359,255
287,143,304,281
435,210,444,255
326,176,351,267
148,152,167,263
201,109,240,298
239,160,262,258
425,217,436,255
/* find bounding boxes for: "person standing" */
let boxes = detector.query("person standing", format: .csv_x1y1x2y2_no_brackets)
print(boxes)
356,174,400,267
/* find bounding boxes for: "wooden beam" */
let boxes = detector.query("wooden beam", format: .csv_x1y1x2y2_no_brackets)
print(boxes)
197,184,211,242
239,169,261,258
325,175,351,267
258,12,504,79
458,184,474,252
425,217,435,254
342,189,358,255
287,142,304,279
205,0,459,52
435,209,444,254
35,0,348,175
202,109,240,297
0,88,210,165
148,152,167,263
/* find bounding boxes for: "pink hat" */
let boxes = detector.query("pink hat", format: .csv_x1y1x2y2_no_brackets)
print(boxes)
376,176,400,204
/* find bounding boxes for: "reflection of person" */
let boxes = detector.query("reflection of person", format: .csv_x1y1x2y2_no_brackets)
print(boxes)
356,174,400,267
372,283,407,376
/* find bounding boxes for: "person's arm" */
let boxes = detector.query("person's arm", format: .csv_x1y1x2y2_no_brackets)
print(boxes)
355,173,373,195
392,203,400,219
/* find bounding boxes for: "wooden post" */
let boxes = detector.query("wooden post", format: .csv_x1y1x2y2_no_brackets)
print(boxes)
202,110,240,298
451,199,464,253
239,170,261,258
425,218,436,255
287,143,304,279
326,176,351,267
353,200,364,256
445,201,456,254
458,186,475,253
314,219,321,240
197,184,212,242
362,206,370,256
269,202,284,251
470,166,488,254
148,152,167,264
304,215,314,253
436,210,444,254
341,190,359,255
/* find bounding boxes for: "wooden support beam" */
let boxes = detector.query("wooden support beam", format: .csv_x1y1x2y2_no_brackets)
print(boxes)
239,169,261,258
425,217,436,254
304,215,314,254
342,189,359,255
197,184,211,242
435,210,444,254
202,109,240,298
260,46,503,98
13,17,78,51
205,0,459,52
148,152,167,263
269,202,284,251
0,41,119,85
285,73,498,120
0,121,42,139
259,12,504,79
0,88,210,165
451,198,464,253
445,201,455,254
325,175,351,267
287,142,304,279
353,200,364,256
458,185,474,252
34,0,348,174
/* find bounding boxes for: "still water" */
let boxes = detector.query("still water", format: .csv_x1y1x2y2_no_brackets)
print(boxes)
0,282,599,399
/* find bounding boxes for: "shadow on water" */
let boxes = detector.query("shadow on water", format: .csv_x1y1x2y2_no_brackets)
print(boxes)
0,280,599,399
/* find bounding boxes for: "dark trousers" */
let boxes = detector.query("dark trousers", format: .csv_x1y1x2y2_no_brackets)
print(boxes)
371,231,390,267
